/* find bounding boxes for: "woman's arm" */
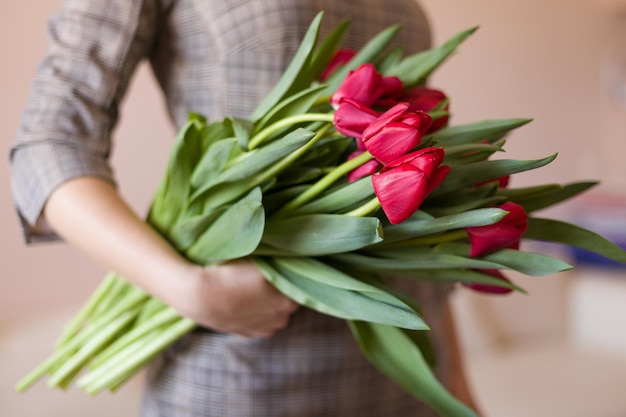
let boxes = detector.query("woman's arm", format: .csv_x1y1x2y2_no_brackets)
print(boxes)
44,176,298,338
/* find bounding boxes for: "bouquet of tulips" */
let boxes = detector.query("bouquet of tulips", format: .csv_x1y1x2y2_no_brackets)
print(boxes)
16,12,626,417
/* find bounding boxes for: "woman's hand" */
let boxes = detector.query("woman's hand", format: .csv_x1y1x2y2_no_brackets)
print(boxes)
174,260,300,338
43,177,298,338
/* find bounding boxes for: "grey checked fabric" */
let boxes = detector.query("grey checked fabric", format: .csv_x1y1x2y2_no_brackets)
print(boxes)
10,0,454,415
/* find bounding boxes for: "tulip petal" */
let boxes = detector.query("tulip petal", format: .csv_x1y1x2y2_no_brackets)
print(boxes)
364,123,421,165
466,223,525,257
362,102,410,140
426,165,451,194
383,147,445,170
373,76,404,107
330,64,380,108
465,201,528,257
334,99,379,138
372,165,429,224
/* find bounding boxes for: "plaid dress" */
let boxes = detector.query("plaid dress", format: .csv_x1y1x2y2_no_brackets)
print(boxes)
10,0,453,415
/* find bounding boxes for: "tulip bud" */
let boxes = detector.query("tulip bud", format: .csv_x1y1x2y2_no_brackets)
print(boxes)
372,147,449,224
330,64,403,109
465,201,528,257
361,103,432,165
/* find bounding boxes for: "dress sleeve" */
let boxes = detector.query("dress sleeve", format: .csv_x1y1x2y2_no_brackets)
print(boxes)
9,0,161,243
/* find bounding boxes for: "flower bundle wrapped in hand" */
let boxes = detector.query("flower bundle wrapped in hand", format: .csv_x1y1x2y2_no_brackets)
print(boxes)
16,13,626,417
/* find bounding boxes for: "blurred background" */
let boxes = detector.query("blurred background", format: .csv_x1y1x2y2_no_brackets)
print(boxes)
2,0,626,416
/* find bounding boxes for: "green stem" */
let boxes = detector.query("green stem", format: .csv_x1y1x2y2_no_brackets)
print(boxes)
275,151,374,216
344,197,380,217
379,230,469,248
248,113,334,150
89,307,179,369
78,317,196,395
47,307,140,388
312,94,332,107
14,288,149,392
55,272,118,348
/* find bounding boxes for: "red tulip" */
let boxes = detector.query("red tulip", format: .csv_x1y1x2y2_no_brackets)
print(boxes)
333,99,380,139
361,103,432,165
320,49,356,81
465,201,528,257
463,269,514,295
330,64,403,109
402,87,450,133
372,147,450,224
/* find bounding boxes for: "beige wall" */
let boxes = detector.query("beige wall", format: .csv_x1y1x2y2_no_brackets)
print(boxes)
2,0,626,416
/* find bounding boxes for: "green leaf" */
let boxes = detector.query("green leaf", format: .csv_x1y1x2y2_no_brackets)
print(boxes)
221,128,317,183
349,321,479,417
274,257,390,293
331,252,507,271
386,27,479,88
323,24,402,95
263,185,310,215
382,208,507,243
290,177,375,215
190,138,239,188
188,178,254,215
524,217,626,264
148,119,203,233
308,18,351,80
428,118,531,147
262,214,383,255
376,46,404,74
442,143,503,160
274,166,328,187
186,188,265,263
252,257,428,330
380,268,526,292
190,128,315,204
197,119,235,155
168,208,226,252
498,181,598,213
423,197,507,217
435,243,572,276
431,154,558,197
230,117,253,150
250,12,323,122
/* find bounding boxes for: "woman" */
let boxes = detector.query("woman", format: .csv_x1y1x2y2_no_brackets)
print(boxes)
10,0,478,415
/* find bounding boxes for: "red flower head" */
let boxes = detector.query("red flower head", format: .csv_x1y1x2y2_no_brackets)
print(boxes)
401,87,450,133
320,49,356,81
330,64,403,109
463,269,514,295
465,201,528,257
361,103,432,165
372,147,450,224
333,99,380,139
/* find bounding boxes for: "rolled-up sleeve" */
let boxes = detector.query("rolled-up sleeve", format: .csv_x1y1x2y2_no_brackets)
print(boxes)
9,0,160,243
